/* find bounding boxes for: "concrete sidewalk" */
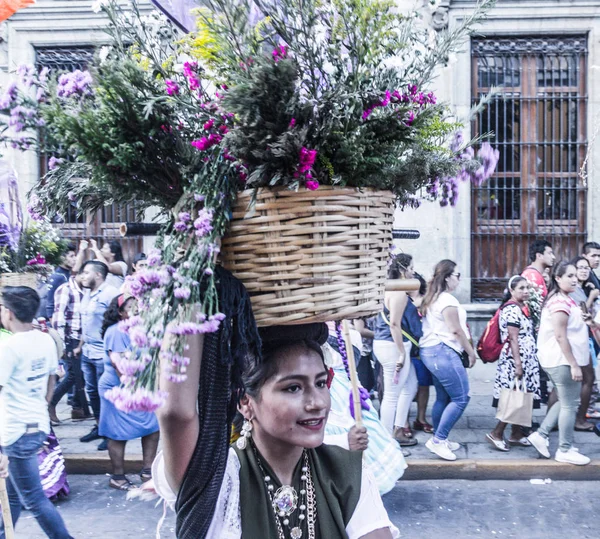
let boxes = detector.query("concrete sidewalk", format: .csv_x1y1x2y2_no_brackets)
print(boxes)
53,362,600,479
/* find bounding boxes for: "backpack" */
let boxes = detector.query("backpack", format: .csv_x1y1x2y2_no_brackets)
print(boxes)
476,301,517,363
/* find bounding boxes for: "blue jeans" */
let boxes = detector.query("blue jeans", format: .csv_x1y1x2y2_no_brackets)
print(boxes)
420,343,471,441
0,432,72,538
81,354,105,421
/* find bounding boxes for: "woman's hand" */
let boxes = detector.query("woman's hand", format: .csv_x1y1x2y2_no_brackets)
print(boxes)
468,352,477,368
0,454,8,478
571,365,583,382
392,354,404,384
590,288,600,302
348,425,369,451
514,362,523,379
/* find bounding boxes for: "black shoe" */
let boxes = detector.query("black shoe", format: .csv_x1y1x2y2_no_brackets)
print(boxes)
80,426,101,443
97,438,108,451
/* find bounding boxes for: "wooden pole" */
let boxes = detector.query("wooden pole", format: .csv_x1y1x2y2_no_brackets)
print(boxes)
385,279,420,292
341,320,363,428
0,477,14,539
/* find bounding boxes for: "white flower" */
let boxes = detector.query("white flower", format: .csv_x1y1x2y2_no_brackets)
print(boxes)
98,46,111,63
91,0,109,14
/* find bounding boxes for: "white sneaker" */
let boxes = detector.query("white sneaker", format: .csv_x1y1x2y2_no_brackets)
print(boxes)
426,438,457,461
555,448,590,466
527,431,550,459
446,440,460,452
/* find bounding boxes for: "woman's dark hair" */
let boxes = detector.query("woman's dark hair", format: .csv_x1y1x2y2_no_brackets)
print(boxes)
501,275,526,304
100,296,129,338
413,271,427,296
242,323,328,399
388,253,412,280
421,259,457,315
545,260,574,305
107,240,124,262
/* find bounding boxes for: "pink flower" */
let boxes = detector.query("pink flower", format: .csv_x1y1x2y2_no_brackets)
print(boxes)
272,44,288,62
165,79,179,96
305,180,319,191
174,287,191,300
289,118,296,128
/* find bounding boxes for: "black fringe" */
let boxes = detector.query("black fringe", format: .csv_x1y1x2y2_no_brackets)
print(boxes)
174,266,261,538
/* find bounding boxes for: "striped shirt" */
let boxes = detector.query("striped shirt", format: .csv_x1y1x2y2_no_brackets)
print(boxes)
52,277,83,343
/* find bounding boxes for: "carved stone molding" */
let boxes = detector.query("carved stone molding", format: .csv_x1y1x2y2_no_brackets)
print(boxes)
432,2,451,31
472,36,588,56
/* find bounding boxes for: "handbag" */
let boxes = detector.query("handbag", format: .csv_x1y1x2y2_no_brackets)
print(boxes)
495,378,533,427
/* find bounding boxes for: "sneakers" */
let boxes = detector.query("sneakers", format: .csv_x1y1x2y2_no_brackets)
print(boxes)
446,440,461,452
426,438,457,461
527,431,550,459
80,426,101,443
555,448,590,466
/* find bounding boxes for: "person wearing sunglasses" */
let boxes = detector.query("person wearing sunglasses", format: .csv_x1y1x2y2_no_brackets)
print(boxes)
418,260,477,461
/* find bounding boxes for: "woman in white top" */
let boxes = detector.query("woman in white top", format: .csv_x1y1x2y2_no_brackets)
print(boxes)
89,239,128,289
154,320,399,538
418,260,477,461
528,261,593,466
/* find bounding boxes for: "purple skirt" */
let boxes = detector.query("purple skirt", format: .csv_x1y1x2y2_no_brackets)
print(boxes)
38,430,70,500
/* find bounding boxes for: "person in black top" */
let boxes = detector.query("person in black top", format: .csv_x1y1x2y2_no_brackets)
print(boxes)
45,243,76,320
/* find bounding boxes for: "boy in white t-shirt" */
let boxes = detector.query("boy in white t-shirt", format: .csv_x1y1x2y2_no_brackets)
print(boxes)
0,286,73,538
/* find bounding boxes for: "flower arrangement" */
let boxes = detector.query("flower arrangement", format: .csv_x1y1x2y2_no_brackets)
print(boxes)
0,0,498,411
0,217,69,275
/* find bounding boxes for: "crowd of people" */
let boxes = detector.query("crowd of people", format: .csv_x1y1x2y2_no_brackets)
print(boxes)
2,237,600,537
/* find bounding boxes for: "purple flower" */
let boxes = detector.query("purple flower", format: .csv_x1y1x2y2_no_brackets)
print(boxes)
178,211,191,222
147,249,161,266
56,70,93,98
193,208,213,237
204,268,213,276
450,132,464,153
478,142,500,178
104,387,168,413
48,156,63,170
174,287,191,300
404,111,415,126
289,118,296,128
165,79,179,96
194,194,205,202
129,326,149,348
305,180,319,191
174,221,188,233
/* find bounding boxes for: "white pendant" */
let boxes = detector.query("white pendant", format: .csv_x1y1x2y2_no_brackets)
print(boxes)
290,527,303,539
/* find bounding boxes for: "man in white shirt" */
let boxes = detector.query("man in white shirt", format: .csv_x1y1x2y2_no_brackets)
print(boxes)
0,286,73,539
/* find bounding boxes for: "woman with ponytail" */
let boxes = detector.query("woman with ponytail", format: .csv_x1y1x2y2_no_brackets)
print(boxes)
418,260,476,461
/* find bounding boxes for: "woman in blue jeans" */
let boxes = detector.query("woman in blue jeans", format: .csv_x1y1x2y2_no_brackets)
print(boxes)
419,260,477,461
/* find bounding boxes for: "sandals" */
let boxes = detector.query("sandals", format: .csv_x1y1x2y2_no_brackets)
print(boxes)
508,437,532,447
140,468,152,483
413,420,434,434
109,475,137,491
399,427,413,438
486,433,509,452
575,423,595,432
394,427,418,447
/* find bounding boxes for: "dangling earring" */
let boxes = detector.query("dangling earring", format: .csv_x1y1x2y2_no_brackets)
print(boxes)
236,418,253,450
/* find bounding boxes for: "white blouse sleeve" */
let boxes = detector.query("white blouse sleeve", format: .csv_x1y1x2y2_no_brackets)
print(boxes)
346,466,400,538
151,448,242,539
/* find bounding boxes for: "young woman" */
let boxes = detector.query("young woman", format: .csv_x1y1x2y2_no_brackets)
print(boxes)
154,321,398,538
90,239,128,289
487,276,540,451
568,256,597,432
373,253,419,446
528,261,592,465
99,295,160,490
408,272,433,433
419,260,476,461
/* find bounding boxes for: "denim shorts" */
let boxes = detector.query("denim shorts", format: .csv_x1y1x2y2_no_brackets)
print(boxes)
412,357,433,386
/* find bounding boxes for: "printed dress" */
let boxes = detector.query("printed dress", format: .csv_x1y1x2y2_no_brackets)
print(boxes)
493,303,541,407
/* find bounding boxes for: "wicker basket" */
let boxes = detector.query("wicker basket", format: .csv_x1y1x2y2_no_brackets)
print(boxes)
221,186,395,326
0,272,39,289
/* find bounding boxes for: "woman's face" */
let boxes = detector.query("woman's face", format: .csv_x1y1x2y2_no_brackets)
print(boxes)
242,345,331,452
556,265,578,294
404,261,415,279
575,260,591,284
120,298,137,320
445,269,460,292
511,280,530,302
101,242,114,262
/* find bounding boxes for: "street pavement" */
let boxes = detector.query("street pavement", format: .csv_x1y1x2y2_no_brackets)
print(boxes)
12,475,600,538
53,361,600,477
